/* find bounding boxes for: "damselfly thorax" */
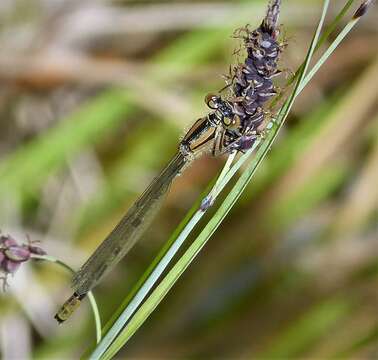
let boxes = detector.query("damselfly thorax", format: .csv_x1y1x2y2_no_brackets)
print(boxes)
180,94,244,157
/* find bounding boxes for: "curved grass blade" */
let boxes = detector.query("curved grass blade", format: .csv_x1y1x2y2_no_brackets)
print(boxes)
88,152,239,359
286,0,357,88
298,4,372,94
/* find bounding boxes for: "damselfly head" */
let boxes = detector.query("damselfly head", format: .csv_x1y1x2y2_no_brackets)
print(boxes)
205,93,235,126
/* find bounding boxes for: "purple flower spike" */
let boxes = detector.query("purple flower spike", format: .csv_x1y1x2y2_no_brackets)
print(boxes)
0,233,46,290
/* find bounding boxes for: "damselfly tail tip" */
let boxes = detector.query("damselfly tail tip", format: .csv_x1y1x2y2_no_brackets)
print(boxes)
55,292,85,323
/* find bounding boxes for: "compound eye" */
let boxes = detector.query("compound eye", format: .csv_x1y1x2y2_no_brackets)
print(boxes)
233,114,241,128
223,115,241,130
222,117,232,127
205,93,220,109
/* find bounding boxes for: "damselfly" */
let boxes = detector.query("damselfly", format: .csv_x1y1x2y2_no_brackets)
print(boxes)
55,95,245,322
55,0,283,322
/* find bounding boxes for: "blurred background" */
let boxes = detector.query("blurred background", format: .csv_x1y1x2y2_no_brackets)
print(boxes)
0,0,377,358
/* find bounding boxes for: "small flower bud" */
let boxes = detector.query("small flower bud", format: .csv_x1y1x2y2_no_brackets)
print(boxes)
0,233,46,290
353,0,374,19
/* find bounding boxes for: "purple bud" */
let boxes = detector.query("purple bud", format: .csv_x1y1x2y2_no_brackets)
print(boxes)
3,259,21,274
244,102,258,115
233,103,246,116
261,40,272,48
244,91,258,102
353,0,373,19
236,73,248,87
5,246,31,262
233,83,244,97
245,72,262,84
245,58,258,73
236,135,257,151
28,245,46,256
0,235,17,247
200,196,214,211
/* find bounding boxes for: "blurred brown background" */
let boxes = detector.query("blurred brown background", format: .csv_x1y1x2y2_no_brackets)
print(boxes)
0,0,377,358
